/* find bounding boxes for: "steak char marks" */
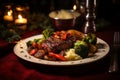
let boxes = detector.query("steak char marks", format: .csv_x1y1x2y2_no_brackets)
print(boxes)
40,31,76,53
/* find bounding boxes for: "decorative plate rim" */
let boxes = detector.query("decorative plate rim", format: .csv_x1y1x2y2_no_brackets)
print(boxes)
13,34,110,66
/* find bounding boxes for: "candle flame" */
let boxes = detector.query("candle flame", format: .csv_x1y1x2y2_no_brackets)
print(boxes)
18,14,22,19
8,10,12,16
73,5,77,11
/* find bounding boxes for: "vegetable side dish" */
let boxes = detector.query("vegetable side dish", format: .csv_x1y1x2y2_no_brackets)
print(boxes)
26,29,97,61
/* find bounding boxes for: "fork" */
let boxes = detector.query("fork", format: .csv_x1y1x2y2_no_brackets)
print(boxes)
108,32,120,73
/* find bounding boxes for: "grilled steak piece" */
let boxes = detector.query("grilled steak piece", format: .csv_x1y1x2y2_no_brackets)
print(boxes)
40,31,76,53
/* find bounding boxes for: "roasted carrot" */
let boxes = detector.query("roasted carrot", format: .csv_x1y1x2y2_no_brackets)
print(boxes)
49,52,66,61
30,49,37,55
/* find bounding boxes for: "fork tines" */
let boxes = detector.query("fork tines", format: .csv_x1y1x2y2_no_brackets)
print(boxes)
108,32,120,73
114,32,120,46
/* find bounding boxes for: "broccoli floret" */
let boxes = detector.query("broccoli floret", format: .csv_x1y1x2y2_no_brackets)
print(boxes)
74,40,89,58
83,33,97,45
26,41,32,47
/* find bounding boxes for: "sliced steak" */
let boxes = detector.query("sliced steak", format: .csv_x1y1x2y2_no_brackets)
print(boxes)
40,31,76,53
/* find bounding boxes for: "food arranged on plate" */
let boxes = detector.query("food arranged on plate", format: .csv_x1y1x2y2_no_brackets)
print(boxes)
26,29,97,61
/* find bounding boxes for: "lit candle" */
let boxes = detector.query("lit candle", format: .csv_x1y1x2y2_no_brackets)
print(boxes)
73,4,77,17
15,14,27,24
3,10,13,21
73,4,77,25
73,4,77,11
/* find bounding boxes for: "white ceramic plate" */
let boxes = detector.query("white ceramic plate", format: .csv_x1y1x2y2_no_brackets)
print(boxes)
14,34,110,66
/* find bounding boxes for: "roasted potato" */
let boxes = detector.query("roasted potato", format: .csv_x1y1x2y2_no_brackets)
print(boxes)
67,29,85,40
88,44,97,57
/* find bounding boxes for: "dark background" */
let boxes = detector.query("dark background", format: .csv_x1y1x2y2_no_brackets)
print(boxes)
0,0,120,26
